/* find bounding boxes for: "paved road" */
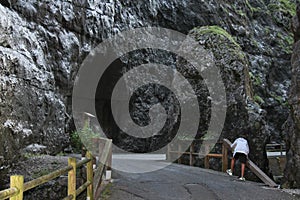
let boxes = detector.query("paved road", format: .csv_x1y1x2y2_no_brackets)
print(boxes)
106,155,297,200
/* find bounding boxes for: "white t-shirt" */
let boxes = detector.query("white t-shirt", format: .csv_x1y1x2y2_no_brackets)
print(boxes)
231,137,249,157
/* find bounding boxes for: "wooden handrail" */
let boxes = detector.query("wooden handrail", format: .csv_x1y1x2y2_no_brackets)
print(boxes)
63,195,73,200
167,140,227,172
76,181,92,196
0,138,113,200
24,165,73,192
76,158,92,168
0,188,18,199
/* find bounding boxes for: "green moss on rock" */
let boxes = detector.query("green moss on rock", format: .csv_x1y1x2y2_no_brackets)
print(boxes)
254,95,265,104
268,0,296,16
192,25,240,47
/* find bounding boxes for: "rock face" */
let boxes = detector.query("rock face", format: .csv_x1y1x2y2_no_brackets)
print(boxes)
189,26,269,180
0,2,71,166
0,0,296,184
282,4,300,189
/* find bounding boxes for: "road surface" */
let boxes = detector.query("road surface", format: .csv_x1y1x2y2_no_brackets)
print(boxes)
105,154,297,200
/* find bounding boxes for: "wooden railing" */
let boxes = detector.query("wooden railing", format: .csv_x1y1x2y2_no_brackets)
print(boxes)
167,139,228,172
0,138,112,200
266,143,286,156
167,138,278,187
265,143,286,181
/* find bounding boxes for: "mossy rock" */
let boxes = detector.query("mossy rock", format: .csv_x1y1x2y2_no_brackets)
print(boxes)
191,25,240,47
254,95,265,104
268,0,296,16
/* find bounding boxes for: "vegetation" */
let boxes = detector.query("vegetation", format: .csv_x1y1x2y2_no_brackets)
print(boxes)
245,0,260,14
254,94,265,104
270,92,289,106
23,153,42,159
268,1,296,16
32,168,52,179
100,183,113,200
276,32,294,54
268,0,297,28
70,121,99,153
192,25,240,47
249,72,263,86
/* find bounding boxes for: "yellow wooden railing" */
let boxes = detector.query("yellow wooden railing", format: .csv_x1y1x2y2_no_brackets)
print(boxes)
0,138,112,200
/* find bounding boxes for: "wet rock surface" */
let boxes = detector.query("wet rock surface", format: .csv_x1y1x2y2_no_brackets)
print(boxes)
282,3,300,189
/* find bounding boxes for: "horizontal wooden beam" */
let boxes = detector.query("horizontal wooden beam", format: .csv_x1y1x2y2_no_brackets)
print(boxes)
223,139,278,187
206,153,223,158
23,165,73,192
0,187,18,199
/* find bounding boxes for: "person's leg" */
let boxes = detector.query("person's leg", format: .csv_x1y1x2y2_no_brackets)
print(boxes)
239,153,247,179
241,163,245,177
231,158,235,172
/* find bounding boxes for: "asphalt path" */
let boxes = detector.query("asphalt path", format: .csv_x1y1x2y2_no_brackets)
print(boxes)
106,156,297,200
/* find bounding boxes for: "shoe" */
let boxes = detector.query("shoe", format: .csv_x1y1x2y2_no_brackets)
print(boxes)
238,177,246,181
226,169,233,176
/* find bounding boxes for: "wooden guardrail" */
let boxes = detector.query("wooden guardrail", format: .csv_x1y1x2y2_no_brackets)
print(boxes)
265,143,286,182
92,138,112,199
0,138,112,200
223,139,278,187
167,140,228,172
266,143,286,156
168,138,278,187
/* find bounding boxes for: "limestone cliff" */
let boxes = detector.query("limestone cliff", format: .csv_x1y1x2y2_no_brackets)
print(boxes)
282,3,300,189
0,0,296,185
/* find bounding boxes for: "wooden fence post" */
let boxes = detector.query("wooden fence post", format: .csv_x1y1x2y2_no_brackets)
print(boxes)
222,143,228,172
178,143,182,164
204,156,209,169
167,144,171,161
107,141,112,170
68,158,77,200
106,141,112,180
204,143,209,169
10,175,24,200
189,143,194,166
86,151,94,200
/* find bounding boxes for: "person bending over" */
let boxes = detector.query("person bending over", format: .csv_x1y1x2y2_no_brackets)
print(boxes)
226,137,249,181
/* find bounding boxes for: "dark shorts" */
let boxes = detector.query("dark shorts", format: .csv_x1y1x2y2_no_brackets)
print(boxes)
234,152,247,164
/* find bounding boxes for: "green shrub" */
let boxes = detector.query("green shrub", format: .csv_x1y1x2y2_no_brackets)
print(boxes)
70,121,99,153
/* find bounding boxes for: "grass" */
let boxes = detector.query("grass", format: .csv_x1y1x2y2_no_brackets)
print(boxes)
23,152,43,159
32,168,52,179
100,182,113,199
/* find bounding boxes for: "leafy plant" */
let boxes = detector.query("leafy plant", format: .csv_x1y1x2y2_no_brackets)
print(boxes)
70,121,99,153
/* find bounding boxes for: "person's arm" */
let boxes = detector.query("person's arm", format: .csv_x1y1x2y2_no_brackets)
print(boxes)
245,142,250,156
231,139,237,150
